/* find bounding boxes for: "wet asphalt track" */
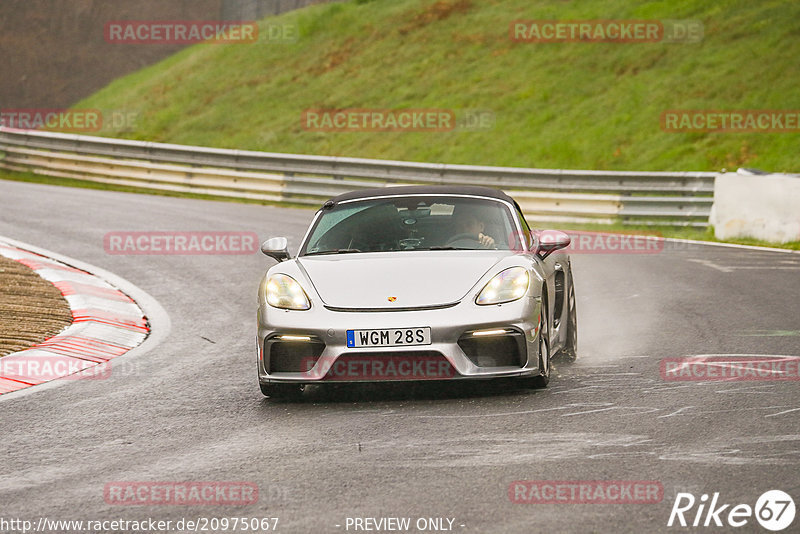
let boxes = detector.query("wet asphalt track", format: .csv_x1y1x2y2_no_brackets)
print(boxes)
1,180,799,533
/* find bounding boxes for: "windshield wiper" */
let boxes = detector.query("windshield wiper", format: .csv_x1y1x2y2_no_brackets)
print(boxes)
304,248,362,256
427,246,475,250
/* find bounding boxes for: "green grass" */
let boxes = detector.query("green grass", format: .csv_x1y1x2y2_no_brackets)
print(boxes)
71,0,800,173
4,168,798,250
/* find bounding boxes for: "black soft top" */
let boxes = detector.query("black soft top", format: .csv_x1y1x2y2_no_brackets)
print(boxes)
327,185,516,205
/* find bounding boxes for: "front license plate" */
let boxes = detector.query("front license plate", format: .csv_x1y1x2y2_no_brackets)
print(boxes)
346,327,432,348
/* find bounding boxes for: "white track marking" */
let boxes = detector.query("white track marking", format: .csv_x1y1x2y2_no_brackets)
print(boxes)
658,406,694,418
765,407,800,418
561,406,618,417
687,258,733,272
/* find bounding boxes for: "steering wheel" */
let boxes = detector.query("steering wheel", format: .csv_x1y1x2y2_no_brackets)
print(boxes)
446,232,482,248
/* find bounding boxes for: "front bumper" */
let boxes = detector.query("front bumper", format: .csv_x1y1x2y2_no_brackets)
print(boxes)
257,296,543,384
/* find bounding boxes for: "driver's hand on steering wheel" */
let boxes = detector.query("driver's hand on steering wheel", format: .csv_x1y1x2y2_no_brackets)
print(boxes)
478,233,495,248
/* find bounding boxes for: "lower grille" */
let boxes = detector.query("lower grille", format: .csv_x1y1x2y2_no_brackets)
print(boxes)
267,339,325,373
458,332,526,367
323,351,456,381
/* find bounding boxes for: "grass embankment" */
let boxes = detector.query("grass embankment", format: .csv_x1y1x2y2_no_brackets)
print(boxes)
71,0,800,172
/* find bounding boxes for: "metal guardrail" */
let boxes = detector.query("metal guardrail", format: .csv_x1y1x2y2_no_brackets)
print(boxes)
0,127,717,226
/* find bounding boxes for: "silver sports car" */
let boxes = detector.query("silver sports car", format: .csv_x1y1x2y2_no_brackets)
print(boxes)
256,186,577,397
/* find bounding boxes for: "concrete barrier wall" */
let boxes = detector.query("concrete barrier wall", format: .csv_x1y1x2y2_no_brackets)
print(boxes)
711,171,800,243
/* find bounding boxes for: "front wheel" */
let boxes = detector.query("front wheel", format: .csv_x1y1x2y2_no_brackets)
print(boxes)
260,382,303,399
526,297,551,388
560,269,578,361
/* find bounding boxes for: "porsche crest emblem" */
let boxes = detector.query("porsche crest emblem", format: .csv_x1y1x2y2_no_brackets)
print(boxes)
387,296,397,302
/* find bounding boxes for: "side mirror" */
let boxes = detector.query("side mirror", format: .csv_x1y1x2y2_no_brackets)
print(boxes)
536,230,571,259
261,237,289,262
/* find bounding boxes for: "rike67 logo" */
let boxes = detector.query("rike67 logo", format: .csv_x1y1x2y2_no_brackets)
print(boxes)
668,490,795,531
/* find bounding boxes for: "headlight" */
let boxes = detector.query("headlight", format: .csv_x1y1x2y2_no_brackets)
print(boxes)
476,267,529,305
265,274,311,310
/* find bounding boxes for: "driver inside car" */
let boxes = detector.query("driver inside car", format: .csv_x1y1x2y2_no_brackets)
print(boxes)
447,211,496,249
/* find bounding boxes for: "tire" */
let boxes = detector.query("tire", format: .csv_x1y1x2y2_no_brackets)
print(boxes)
560,268,578,361
260,382,303,399
526,295,551,389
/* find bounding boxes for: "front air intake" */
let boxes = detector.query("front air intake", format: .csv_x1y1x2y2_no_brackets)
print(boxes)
458,331,526,367
267,338,325,373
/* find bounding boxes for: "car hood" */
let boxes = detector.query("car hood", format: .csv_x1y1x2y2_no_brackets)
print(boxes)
297,251,509,309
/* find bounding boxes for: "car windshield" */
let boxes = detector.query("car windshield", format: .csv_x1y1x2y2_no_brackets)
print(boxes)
300,195,517,255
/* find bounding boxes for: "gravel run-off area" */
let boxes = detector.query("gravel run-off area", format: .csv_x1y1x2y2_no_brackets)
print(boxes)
0,255,73,356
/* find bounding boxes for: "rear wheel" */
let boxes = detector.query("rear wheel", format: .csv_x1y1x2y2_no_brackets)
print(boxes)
560,269,578,361
260,382,303,399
